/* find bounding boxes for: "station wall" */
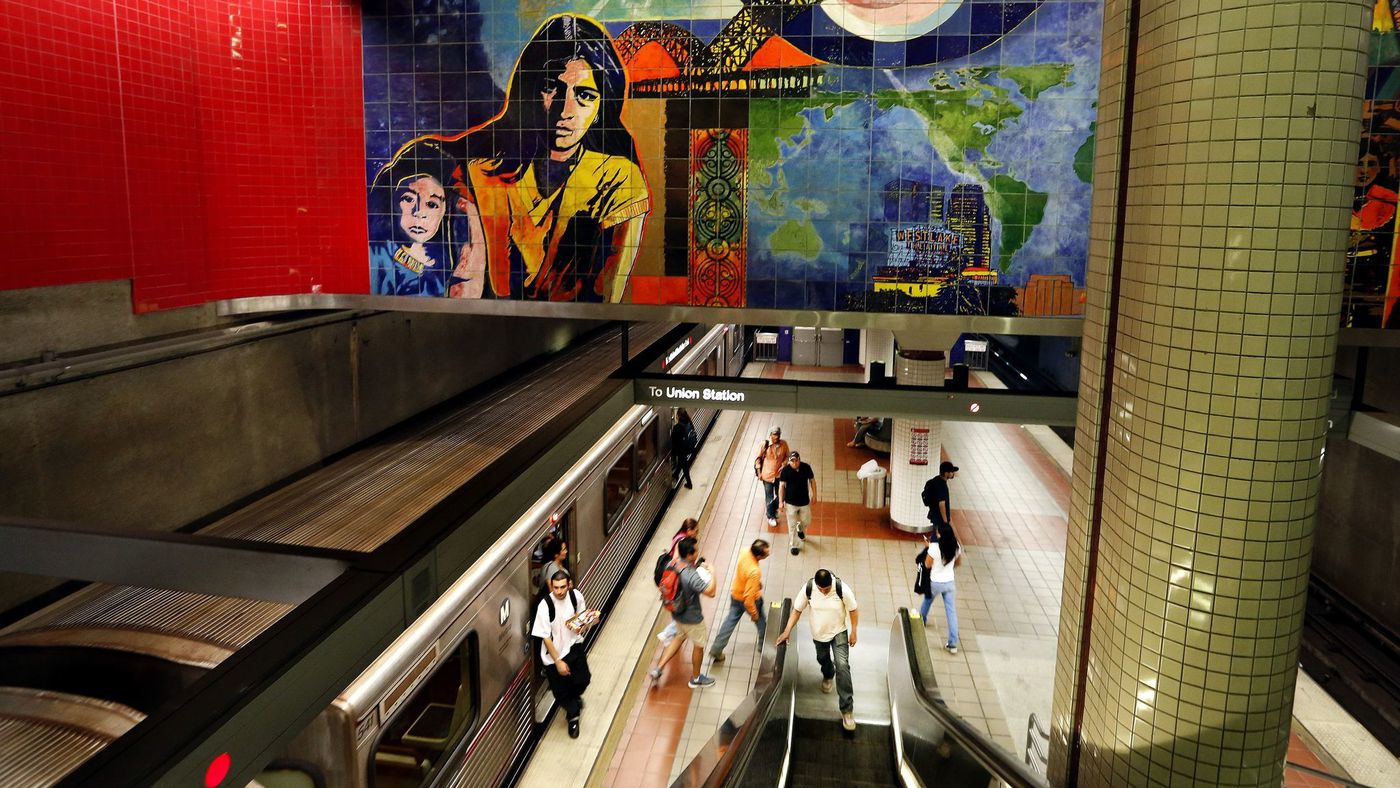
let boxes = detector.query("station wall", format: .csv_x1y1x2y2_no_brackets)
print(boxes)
0,281,598,615
4,1,1399,329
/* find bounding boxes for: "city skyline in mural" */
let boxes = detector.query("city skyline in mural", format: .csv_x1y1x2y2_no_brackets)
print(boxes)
362,0,1103,316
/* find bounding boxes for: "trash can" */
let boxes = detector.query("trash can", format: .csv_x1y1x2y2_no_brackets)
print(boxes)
861,467,887,508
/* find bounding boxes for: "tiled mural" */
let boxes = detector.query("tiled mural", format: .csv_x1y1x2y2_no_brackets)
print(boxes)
1350,0,1400,328
362,0,1103,315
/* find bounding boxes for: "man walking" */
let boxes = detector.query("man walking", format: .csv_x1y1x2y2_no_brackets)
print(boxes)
649,537,719,688
921,460,959,527
777,450,817,555
755,426,789,525
708,539,771,664
776,569,860,731
532,570,593,738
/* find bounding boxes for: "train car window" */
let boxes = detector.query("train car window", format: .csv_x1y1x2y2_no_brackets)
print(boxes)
529,507,576,595
635,419,659,477
370,633,479,788
602,448,634,535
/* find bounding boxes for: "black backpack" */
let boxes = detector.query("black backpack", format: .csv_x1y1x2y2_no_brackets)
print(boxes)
537,589,581,630
653,550,673,586
804,577,845,603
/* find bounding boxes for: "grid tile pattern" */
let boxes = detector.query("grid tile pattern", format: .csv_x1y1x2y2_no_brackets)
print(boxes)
1049,2,1370,786
0,1,367,310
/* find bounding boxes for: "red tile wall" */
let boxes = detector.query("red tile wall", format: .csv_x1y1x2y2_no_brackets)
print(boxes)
0,0,367,312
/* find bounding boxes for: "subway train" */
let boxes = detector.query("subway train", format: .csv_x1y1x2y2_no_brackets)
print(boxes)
0,323,745,787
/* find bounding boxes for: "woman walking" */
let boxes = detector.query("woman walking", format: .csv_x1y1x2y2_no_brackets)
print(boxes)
916,522,963,654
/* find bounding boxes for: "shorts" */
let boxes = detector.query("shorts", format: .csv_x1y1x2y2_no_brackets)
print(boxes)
673,618,709,645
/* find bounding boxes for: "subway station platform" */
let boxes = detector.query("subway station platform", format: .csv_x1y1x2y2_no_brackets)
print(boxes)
519,363,1400,788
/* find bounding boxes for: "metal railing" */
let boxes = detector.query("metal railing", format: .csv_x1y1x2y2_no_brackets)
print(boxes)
891,609,1049,788
667,599,792,788
1024,712,1049,775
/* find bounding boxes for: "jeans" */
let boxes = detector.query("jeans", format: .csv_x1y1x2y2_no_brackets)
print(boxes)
920,581,958,646
709,596,766,657
813,631,854,713
673,453,693,487
762,480,779,519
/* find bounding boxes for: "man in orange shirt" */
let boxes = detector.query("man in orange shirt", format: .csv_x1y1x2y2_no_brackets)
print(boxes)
755,427,790,525
708,539,771,664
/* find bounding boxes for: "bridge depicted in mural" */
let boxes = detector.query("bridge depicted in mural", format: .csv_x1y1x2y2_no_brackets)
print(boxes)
619,0,822,97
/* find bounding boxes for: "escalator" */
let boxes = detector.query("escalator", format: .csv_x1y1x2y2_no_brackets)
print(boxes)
672,601,1047,788
786,716,898,788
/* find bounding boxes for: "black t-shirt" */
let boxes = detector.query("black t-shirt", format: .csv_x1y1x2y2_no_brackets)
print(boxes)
778,462,815,506
923,476,950,524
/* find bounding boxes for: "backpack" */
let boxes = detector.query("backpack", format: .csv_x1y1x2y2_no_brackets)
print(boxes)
683,423,699,453
804,577,845,605
658,559,687,614
540,588,581,626
652,550,673,586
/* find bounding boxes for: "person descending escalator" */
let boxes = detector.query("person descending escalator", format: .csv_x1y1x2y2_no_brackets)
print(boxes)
775,569,860,731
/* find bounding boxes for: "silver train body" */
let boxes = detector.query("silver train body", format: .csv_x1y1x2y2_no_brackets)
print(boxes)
260,324,742,788
0,323,743,787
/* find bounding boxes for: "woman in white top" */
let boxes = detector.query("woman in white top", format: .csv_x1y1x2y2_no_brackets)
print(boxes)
917,522,963,654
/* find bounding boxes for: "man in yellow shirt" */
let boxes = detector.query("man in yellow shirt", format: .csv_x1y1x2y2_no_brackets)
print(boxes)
708,539,771,663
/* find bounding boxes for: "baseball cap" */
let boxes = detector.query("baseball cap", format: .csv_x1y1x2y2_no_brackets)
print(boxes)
940,461,959,474
770,426,782,435
789,451,801,460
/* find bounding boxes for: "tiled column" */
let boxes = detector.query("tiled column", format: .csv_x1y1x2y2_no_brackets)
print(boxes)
889,348,946,531
1048,1,1369,787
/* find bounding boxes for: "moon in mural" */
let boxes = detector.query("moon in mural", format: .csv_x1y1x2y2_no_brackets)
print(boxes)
820,0,963,43
782,0,1044,67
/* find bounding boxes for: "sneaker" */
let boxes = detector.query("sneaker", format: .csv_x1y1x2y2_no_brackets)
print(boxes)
688,674,716,688
821,678,834,694
790,547,800,556
797,529,806,541
767,517,778,526
568,719,580,739
710,652,725,664
945,643,959,655
648,667,662,681
684,482,693,489
841,712,856,731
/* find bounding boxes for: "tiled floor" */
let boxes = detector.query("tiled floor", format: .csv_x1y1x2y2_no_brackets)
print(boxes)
520,361,1389,788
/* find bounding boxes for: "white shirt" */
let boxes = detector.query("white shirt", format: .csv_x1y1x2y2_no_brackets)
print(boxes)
793,580,858,643
532,589,586,665
928,545,961,584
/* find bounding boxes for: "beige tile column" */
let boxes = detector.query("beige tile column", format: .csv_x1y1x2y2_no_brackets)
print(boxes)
1048,1,1370,786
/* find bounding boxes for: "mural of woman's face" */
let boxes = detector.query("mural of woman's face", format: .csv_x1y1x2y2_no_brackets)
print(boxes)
1358,153,1382,189
397,176,446,241
541,58,601,158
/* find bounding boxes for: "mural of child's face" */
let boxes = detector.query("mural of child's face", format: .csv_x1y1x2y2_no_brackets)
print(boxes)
541,58,601,157
398,176,446,241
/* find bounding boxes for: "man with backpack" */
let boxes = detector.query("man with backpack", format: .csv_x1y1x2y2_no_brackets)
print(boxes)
775,569,860,731
648,537,719,688
532,570,593,738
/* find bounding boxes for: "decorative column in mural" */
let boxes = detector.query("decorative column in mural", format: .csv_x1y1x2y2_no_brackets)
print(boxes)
690,129,748,307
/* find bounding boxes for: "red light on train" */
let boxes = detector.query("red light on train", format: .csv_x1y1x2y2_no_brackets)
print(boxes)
204,752,231,787
550,512,560,523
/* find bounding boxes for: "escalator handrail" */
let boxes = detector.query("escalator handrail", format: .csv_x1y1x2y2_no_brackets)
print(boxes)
893,609,1049,788
668,599,794,788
